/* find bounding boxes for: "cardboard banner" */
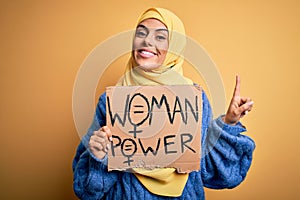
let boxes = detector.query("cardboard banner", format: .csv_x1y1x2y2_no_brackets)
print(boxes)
106,85,202,173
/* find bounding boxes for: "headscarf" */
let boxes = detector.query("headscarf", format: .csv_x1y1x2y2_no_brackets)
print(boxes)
117,8,192,197
117,7,193,86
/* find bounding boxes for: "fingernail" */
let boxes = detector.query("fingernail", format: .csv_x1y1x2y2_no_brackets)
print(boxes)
248,101,254,105
109,136,113,142
245,110,248,115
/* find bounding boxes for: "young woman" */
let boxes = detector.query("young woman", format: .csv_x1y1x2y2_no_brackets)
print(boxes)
73,7,255,199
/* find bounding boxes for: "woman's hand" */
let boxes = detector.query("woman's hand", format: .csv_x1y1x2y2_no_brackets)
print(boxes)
89,126,112,160
224,75,254,125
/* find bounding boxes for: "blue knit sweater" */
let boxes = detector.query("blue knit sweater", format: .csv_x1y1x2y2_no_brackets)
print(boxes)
72,91,255,200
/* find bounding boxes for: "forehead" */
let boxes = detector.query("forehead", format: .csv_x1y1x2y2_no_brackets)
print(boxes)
138,18,167,30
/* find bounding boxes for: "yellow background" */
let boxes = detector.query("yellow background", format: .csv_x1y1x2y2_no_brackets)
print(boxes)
1,0,299,199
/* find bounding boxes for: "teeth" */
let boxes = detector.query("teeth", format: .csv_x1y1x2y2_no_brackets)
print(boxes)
141,51,155,56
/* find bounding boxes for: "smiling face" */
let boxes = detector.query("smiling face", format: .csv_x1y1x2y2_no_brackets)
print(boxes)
133,18,169,71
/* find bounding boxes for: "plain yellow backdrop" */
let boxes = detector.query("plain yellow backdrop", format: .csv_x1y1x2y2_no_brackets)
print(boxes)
1,0,299,199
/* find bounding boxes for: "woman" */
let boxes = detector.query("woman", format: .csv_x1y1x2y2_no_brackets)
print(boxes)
73,7,255,199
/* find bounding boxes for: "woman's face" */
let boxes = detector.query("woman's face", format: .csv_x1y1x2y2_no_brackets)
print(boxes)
133,18,169,71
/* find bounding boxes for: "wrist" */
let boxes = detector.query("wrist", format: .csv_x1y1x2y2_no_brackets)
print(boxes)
222,116,238,126
217,115,247,135
89,150,108,163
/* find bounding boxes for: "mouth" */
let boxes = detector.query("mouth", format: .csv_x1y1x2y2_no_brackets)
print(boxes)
137,49,157,58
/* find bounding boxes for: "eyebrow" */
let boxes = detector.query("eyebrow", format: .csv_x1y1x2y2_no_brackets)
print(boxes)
136,24,168,33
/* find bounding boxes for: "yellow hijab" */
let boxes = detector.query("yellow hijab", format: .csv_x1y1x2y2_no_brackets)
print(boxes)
117,7,193,86
117,8,192,197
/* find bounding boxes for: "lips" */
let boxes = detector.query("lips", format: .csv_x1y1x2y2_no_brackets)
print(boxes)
137,49,157,58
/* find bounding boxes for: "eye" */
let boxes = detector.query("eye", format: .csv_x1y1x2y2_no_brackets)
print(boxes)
135,30,147,38
156,35,167,41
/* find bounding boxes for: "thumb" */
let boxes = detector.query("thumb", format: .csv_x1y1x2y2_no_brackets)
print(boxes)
102,126,113,142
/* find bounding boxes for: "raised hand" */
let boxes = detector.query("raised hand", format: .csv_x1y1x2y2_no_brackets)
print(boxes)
223,75,254,125
89,126,112,160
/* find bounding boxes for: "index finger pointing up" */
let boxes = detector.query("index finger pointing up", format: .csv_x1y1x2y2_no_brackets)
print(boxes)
233,75,241,97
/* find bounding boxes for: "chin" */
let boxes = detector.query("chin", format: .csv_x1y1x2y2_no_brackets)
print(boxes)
137,63,160,71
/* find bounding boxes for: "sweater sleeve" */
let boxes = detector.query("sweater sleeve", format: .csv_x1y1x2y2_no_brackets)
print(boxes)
200,91,256,189
72,93,119,199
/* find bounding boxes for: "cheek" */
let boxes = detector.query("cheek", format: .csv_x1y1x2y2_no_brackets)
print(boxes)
157,41,168,51
160,49,168,60
132,39,140,60
157,41,169,58
132,38,139,51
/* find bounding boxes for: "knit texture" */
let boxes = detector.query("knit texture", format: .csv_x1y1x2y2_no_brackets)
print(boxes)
72,91,255,199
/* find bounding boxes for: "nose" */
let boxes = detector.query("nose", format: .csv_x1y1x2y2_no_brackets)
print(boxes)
144,34,154,46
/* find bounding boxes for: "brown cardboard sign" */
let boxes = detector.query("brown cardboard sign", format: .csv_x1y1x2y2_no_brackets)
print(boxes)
106,85,202,173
